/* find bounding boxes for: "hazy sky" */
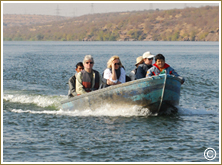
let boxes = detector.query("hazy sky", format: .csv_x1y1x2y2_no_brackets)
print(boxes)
2,1,220,17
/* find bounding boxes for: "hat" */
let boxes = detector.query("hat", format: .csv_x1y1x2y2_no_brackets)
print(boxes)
142,51,155,59
135,56,143,66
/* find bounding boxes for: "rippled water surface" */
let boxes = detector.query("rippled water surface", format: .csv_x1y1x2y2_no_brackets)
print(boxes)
3,41,220,162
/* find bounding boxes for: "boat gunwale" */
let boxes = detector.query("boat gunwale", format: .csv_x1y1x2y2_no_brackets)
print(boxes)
61,75,182,104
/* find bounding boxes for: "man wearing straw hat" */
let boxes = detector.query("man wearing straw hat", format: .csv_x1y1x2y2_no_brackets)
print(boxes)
129,56,143,81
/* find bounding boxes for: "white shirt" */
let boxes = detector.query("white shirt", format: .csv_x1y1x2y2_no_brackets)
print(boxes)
103,67,126,83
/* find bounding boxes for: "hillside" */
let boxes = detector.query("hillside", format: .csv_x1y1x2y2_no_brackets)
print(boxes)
3,6,219,41
3,14,69,27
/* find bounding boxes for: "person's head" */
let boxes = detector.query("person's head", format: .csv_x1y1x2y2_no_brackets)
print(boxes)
83,55,94,71
75,62,84,73
155,54,165,69
142,51,155,65
135,56,143,67
107,55,123,70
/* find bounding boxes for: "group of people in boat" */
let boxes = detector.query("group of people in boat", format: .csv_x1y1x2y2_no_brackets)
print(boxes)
68,51,185,98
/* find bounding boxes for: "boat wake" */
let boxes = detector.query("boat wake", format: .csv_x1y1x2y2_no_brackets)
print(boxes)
3,93,153,116
8,105,156,117
3,93,66,109
6,106,218,118
3,93,218,117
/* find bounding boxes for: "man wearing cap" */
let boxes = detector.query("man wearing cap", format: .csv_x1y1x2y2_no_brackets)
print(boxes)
136,51,155,79
129,56,143,80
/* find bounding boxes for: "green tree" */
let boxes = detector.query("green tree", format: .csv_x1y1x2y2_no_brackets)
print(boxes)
109,35,116,41
36,34,44,40
190,31,196,41
171,31,180,41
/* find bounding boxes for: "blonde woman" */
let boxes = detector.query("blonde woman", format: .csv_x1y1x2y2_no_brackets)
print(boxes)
102,55,126,87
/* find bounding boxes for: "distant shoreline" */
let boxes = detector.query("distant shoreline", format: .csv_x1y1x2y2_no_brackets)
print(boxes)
3,40,219,42
3,6,219,42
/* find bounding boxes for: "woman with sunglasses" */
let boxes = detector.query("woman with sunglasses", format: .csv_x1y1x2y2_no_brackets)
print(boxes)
102,55,126,87
76,55,102,95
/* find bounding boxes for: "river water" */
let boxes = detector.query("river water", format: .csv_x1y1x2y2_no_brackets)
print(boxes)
2,41,220,162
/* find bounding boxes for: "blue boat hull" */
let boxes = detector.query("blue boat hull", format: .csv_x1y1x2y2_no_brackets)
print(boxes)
61,74,182,114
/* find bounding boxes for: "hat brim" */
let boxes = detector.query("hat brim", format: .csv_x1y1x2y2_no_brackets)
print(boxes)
143,54,155,59
149,55,155,58
135,60,144,66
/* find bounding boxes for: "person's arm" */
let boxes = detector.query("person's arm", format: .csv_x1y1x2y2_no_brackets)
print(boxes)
169,67,180,77
68,76,76,96
104,68,117,85
146,67,154,77
136,65,144,79
76,72,87,95
111,62,117,82
169,67,185,84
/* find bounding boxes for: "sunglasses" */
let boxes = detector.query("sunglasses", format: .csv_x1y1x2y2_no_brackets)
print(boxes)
148,58,153,60
78,68,84,70
114,63,120,66
86,62,94,64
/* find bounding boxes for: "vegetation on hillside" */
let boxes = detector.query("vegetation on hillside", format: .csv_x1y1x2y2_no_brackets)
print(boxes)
3,14,68,27
3,6,219,41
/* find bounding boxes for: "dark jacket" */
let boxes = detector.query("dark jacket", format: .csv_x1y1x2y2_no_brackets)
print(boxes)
135,63,153,79
68,74,77,97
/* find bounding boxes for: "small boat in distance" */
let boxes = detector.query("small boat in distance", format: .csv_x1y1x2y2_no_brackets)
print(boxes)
61,74,183,115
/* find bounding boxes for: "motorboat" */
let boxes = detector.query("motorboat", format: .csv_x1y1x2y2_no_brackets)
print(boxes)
61,74,183,115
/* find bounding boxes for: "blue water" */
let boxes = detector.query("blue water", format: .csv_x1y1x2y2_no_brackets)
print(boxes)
3,41,220,162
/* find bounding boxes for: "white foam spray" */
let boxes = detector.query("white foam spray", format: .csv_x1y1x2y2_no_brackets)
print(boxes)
9,106,218,117
10,104,155,117
4,93,218,117
3,93,66,108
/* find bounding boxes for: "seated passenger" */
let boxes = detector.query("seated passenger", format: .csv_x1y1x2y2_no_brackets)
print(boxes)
129,56,143,81
68,62,84,98
146,54,185,84
136,51,155,79
102,55,126,87
76,55,102,95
